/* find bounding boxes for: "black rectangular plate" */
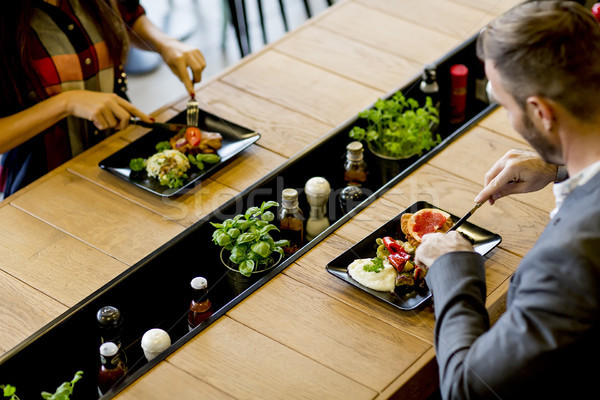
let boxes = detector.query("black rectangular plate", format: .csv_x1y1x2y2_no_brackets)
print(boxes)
326,201,501,310
99,109,260,197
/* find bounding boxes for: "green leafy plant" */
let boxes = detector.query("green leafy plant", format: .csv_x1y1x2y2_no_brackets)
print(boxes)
349,91,440,159
211,201,289,277
2,371,83,400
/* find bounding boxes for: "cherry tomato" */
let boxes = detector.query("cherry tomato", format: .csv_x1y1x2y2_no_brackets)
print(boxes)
185,127,202,147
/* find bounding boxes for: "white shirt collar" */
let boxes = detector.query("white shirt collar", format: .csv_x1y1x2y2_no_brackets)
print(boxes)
551,159,600,218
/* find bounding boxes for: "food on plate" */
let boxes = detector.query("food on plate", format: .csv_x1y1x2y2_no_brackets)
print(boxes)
145,149,190,189
128,132,222,188
347,233,426,294
169,127,223,155
347,257,397,292
401,208,452,247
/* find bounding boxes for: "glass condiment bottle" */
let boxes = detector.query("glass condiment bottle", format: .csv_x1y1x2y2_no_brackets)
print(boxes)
98,342,126,397
450,64,469,125
344,141,368,186
305,177,331,241
279,188,304,255
419,64,440,111
97,306,127,368
188,277,213,330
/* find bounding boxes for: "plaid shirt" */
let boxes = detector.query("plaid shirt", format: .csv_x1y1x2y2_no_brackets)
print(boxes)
0,0,144,195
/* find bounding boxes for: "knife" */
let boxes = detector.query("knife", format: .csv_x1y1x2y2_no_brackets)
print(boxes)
129,118,188,132
448,201,484,232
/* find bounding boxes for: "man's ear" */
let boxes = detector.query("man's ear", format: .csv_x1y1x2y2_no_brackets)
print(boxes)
526,96,555,133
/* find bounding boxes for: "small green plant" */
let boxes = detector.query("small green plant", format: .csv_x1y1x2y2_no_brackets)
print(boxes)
2,370,83,400
349,91,440,159
211,201,289,277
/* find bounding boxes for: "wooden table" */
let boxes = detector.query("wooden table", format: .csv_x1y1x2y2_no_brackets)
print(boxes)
0,0,551,398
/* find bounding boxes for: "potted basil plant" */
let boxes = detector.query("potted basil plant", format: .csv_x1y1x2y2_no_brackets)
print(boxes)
349,91,441,160
211,201,289,277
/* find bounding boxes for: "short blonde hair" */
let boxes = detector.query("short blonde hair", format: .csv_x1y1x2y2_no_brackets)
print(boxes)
477,1,600,120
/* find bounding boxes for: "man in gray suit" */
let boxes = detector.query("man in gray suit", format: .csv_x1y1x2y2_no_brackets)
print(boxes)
415,1,600,398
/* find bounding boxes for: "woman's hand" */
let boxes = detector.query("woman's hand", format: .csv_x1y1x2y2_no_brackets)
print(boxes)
63,90,152,130
474,149,558,205
159,39,206,95
129,15,206,96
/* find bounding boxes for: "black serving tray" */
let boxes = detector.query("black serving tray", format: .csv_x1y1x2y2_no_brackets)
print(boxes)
326,201,502,310
99,109,260,197
0,34,500,399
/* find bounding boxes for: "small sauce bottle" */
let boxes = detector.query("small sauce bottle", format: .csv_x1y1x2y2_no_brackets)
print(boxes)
344,141,368,186
419,64,440,110
98,342,126,396
450,64,469,124
279,188,304,255
188,277,213,330
97,306,127,369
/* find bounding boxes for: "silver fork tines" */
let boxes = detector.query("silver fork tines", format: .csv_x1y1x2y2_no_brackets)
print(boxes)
186,97,199,127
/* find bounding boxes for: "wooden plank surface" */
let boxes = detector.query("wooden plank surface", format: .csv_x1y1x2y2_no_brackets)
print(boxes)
221,50,383,126
227,274,431,392
0,205,128,307
314,2,461,65
0,268,66,355
196,81,332,158
9,172,186,265
152,317,376,400
275,25,423,92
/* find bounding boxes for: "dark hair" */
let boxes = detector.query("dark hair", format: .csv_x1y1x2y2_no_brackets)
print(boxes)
0,0,128,114
477,1,600,120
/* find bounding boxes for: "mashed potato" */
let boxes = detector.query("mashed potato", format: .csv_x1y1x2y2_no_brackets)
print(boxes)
347,258,397,292
146,149,190,188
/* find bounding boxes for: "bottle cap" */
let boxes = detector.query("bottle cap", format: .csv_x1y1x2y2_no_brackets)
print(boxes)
282,188,298,201
421,64,437,84
190,277,207,290
97,306,122,327
281,188,299,209
141,328,171,361
450,64,469,87
100,342,119,357
346,141,364,161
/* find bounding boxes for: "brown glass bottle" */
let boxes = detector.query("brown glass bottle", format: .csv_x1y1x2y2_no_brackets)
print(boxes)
344,141,367,185
98,342,126,396
188,277,213,330
279,188,304,255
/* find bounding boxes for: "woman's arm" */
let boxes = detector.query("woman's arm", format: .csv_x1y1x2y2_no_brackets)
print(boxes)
128,15,206,95
0,90,151,154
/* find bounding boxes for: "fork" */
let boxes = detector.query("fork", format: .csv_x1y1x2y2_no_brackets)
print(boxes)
186,94,199,127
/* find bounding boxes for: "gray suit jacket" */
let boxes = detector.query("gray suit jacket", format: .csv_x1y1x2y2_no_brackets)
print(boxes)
426,171,600,399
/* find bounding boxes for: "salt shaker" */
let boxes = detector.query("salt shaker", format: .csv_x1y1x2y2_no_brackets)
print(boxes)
304,177,331,241
141,328,171,361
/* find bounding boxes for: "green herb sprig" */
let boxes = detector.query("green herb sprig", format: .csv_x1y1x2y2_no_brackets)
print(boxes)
2,370,83,400
362,257,384,273
349,91,440,159
211,201,289,277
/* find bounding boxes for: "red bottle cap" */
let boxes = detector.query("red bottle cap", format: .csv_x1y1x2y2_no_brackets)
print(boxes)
593,3,600,22
450,64,469,87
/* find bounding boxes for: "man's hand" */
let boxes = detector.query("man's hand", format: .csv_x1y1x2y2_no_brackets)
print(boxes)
474,149,558,205
414,231,474,270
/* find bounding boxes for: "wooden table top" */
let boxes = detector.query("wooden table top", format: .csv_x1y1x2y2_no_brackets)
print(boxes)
0,0,549,398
